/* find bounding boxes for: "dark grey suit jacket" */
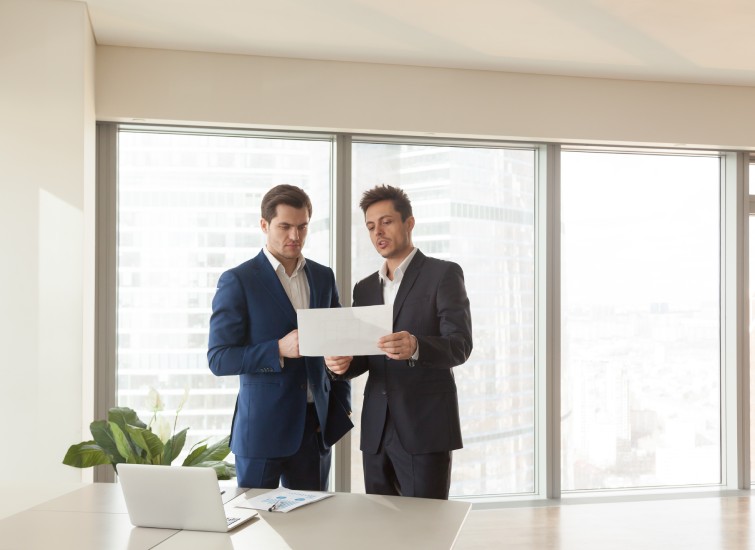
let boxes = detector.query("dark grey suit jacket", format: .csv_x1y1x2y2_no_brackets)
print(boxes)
346,249,472,455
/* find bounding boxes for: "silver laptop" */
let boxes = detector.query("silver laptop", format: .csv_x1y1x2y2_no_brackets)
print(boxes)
117,464,257,532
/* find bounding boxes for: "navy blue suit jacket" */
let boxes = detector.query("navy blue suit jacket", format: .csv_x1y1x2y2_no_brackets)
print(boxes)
208,249,352,459
346,250,472,455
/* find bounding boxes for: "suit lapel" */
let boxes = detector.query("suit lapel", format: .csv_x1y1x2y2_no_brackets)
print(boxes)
360,273,384,306
392,250,425,324
304,262,317,308
250,250,298,325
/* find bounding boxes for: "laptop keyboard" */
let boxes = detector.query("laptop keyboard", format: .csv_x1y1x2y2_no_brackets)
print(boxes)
227,516,241,526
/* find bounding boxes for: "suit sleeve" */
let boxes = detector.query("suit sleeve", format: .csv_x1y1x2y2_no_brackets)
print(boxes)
341,355,369,380
207,270,282,376
415,262,473,369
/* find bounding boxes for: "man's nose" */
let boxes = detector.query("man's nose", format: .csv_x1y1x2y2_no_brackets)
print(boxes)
289,227,300,240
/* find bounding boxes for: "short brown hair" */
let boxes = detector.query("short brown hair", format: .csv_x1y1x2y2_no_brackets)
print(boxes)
359,184,413,221
260,185,313,222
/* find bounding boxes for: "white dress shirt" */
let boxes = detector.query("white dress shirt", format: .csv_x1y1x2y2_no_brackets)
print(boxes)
378,247,420,360
263,247,313,401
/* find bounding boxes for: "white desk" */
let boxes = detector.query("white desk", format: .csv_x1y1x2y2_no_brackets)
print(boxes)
0,484,471,550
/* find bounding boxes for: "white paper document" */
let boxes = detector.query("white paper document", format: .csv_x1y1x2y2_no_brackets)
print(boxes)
236,488,333,513
297,304,393,356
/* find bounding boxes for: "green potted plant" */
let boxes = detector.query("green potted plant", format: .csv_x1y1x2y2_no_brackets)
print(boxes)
63,387,235,479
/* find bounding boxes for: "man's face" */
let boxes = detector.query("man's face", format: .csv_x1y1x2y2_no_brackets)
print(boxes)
364,199,414,261
261,204,310,264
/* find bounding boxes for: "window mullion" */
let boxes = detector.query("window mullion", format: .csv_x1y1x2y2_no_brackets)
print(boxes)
94,121,118,483
333,134,352,493
538,143,561,499
722,152,750,489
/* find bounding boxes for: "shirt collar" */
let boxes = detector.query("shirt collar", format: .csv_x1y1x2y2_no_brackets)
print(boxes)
262,247,306,276
378,247,418,285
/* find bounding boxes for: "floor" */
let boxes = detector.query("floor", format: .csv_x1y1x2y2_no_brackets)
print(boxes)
453,494,754,549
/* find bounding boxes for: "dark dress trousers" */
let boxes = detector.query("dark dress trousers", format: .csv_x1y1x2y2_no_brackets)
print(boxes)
207,249,352,488
347,250,472,497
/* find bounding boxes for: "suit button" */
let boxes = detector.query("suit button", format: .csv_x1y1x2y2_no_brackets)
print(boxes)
381,390,387,396
300,384,306,390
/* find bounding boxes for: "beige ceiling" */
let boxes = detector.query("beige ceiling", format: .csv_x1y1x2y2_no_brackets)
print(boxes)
75,0,755,86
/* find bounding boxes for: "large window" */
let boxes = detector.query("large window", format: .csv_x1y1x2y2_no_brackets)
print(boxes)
561,151,721,490
350,142,537,497
116,129,332,455
104,125,749,498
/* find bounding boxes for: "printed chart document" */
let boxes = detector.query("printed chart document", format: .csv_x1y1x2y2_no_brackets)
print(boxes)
297,304,392,356
236,488,333,513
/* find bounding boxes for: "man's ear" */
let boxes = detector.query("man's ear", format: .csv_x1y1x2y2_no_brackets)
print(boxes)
406,216,415,232
260,218,268,234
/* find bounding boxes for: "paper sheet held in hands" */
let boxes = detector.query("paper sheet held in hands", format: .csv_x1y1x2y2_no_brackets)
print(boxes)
297,304,392,356
236,488,333,513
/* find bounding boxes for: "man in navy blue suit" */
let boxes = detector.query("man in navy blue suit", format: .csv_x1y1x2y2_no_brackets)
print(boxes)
208,184,352,490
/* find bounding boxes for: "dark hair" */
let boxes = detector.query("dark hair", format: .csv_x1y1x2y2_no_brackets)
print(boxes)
359,184,413,221
260,185,313,222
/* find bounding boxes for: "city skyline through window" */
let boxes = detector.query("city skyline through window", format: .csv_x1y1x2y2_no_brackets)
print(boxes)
111,127,736,497
350,142,537,496
561,151,721,490
116,131,332,460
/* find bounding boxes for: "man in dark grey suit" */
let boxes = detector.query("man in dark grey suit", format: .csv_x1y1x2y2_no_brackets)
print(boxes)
326,185,472,500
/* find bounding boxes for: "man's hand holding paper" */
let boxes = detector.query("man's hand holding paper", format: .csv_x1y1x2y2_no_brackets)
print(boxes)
324,355,353,375
377,331,417,361
297,304,393,357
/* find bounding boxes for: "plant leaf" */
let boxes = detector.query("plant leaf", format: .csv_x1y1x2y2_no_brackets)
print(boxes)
109,421,134,461
181,437,209,465
108,407,147,431
141,429,165,464
125,425,164,462
163,427,189,465
218,462,236,481
90,420,123,464
124,424,148,458
192,460,236,480
62,441,112,468
182,436,231,466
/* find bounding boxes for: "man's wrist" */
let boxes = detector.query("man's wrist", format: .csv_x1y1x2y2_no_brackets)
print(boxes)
411,334,419,360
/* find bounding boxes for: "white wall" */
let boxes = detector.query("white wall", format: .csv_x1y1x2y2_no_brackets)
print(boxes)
96,45,755,150
0,0,95,517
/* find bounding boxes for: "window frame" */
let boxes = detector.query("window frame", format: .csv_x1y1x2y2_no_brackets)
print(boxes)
95,122,751,498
